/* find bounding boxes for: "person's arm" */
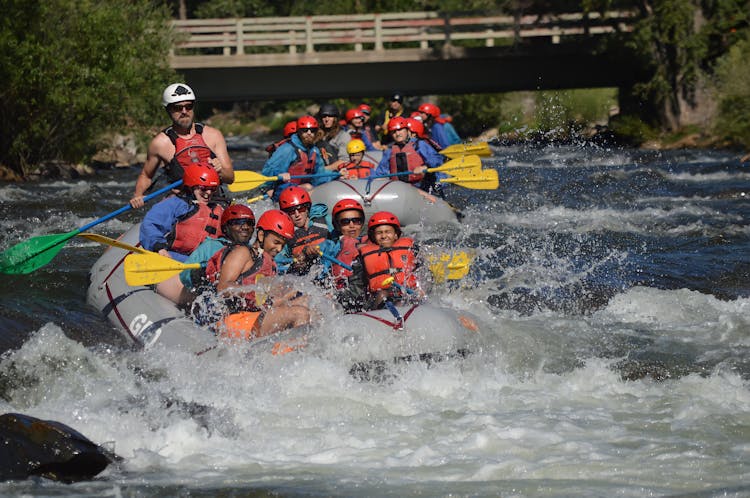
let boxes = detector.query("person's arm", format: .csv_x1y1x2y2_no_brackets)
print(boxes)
139,198,181,253
216,246,251,293
261,143,295,181
310,150,334,186
130,135,167,208
417,141,445,170
205,126,234,184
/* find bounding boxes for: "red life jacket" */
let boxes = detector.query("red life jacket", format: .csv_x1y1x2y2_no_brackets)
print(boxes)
388,141,425,183
167,202,223,255
205,246,277,310
332,235,362,287
338,160,375,179
360,237,418,292
265,137,291,157
287,217,329,257
288,146,318,184
163,123,215,182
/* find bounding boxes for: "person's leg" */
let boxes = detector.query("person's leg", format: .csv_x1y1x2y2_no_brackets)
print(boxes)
155,275,185,304
257,304,310,337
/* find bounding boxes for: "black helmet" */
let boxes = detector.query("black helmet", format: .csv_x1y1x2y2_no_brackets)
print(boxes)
318,103,339,117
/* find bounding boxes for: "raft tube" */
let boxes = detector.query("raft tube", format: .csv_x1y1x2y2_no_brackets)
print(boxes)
87,225,479,361
310,178,459,227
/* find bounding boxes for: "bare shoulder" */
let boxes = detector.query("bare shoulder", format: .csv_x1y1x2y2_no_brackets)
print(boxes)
149,131,174,154
202,125,227,143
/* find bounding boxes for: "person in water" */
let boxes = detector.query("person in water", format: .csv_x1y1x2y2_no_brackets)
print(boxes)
261,115,329,201
337,139,375,179
130,83,234,208
359,211,425,310
139,163,224,302
374,116,445,197
275,185,333,276
201,209,311,339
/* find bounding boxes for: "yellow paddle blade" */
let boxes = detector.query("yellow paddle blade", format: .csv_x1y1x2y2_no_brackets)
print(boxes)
78,233,150,254
440,168,499,190
123,252,200,286
246,193,268,204
427,251,473,283
439,142,491,159
227,171,280,192
427,154,483,174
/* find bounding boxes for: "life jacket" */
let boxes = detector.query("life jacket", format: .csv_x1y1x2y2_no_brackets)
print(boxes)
388,141,425,183
338,160,375,179
423,136,442,152
167,201,223,255
316,139,338,165
206,246,277,310
360,237,417,293
287,145,318,184
265,137,291,157
163,123,215,182
287,216,329,258
347,129,363,140
331,235,362,287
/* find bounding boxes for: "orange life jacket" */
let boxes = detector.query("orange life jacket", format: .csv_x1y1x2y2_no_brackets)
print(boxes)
388,141,425,183
287,217,329,257
360,237,417,292
265,137,291,157
167,202,222,255
338,160,375,179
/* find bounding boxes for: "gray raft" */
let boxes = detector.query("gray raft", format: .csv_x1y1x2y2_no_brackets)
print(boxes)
310,178,459,227
86,225,479,362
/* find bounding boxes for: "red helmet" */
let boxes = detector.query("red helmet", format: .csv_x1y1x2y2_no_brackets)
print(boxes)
409,111,422,120
345,108,365,122
418,102,441,119
183,163,220,188
297,115,319,130
257,209,295,240
332,198,364,220
283,120,297,137
406,118,425,138
387,116,408,132
278,185,311,210
221,204,255,227
358,103,371,115
367,211,401,237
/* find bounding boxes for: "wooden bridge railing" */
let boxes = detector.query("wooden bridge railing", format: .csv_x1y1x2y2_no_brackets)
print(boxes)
170,10,636,58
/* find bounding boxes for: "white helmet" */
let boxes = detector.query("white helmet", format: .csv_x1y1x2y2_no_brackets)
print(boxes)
162,83,196,107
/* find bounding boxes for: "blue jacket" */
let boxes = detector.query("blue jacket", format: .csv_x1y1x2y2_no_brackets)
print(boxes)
374,138,446,177
139,195,197,262
178,236,229,288
261,134,328,189
430,121,460,149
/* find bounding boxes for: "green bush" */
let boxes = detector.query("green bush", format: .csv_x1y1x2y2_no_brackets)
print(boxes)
713,31,750,148
0,0,176,176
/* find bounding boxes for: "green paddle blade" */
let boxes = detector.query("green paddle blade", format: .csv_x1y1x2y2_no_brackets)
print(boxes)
0,231,78,275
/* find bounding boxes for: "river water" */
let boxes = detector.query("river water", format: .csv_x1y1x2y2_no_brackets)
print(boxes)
0,142,749,496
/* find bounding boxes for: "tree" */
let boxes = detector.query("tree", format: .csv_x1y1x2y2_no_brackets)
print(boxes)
0,0,177,177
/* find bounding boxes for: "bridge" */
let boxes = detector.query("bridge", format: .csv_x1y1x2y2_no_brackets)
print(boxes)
169,10,642,102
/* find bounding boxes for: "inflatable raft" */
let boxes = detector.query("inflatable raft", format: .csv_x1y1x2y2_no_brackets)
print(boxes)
310,178,459,227
87,225,480,363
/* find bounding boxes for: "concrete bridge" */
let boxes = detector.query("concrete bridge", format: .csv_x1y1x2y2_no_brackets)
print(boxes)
169,10,642,102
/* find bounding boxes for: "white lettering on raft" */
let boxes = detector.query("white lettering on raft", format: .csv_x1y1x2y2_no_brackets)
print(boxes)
129,314,162,348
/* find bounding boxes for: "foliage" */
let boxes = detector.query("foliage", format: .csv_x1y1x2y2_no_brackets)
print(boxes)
0,0,176,176
438,94,509,136
713,30,750,147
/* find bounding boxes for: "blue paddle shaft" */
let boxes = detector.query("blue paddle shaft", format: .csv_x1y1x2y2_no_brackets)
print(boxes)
78,180,183,233
319,252,353,271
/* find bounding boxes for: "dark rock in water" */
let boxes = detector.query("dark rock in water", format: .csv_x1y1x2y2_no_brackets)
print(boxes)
350,349,471,383
0,412,121,483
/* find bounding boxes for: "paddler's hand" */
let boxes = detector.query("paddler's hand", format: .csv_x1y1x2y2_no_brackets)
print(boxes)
129,195,145,209
279,172,291,182
209,156,224,174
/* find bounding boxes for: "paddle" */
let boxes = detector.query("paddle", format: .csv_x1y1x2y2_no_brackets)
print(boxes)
427,251,473,283
439,142,491,159
123,252,201,286
365,154,482,183
227,171,341,192
77,233,150,254
439,167,499,190
0,180,183,275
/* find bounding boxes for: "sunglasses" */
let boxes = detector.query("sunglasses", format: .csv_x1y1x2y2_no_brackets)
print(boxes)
170,102,194,112
338,216,364,226
300,128,319,134
195,185,215,192
282,204,310,215
227,219,254,227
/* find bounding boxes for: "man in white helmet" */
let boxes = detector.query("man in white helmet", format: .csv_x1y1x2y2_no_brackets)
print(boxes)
129,83,234,208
